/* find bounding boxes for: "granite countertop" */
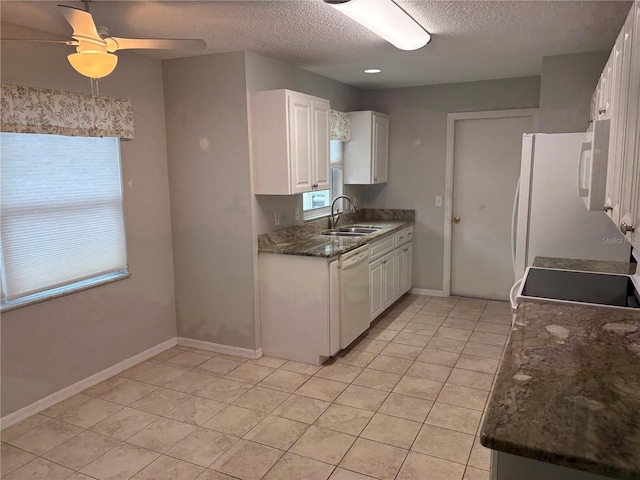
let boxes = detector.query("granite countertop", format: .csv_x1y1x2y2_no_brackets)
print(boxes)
258,220,410,257
257,208,415,258
481,301,640,479
533,256,637,275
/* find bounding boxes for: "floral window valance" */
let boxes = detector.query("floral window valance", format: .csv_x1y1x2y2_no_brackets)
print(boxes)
1,84,134,139
330,110,350,142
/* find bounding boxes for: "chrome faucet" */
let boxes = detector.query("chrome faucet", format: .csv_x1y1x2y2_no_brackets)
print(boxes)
331,195,356,229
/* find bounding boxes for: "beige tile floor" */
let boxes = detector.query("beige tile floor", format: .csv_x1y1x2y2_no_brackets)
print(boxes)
1,294,512,480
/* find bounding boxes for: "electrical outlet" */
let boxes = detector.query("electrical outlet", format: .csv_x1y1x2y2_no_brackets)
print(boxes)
294,207,300,221
435,196,443,207
274,211,280,225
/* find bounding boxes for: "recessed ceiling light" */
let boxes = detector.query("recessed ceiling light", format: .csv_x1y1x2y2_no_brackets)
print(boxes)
364,68,382,74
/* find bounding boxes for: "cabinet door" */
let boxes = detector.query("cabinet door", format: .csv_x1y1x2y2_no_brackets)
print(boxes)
404,243,413,294
369,258,384,321
598,54,614,120
395,247,406,298
606,16,633,224
312,100,331,191
395,244,413,297
372,114,389,183
590,87,598,125
382,251,396,309
620,2,640,243
288,93,314,194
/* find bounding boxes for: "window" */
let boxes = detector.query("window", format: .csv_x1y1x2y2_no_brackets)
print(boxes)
303,140,344,220
1,133,129,309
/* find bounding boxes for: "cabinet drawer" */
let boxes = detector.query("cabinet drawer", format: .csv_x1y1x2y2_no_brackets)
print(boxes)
396,225,414,246
369,234,396,261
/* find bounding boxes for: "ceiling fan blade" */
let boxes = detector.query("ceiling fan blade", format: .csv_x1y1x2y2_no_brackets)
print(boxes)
58,4,105,46
0,38,78,46
107,37,206,52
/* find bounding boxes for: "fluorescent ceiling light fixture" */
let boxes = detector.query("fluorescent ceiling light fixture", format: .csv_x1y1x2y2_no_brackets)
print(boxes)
325,0,431,51
364,68,382,74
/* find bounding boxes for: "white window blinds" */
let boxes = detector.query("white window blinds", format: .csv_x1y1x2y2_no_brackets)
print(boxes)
1,133,127,301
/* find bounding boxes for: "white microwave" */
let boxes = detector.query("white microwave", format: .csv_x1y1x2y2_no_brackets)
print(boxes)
578,119,610,211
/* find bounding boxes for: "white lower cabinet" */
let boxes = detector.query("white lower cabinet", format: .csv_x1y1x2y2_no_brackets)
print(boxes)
369,250,397,321
369,256,385,321
369,226,413,321
396,243,413,297
259,253,340,365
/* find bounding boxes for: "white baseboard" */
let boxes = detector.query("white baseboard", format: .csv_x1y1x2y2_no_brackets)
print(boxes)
177,337,263,360
0,337,177,431
411,288,447,297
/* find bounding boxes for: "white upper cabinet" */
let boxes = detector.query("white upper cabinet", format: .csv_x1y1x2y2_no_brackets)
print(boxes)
604,11,632,221
597,55,614,120
251,89,330,195
344,111,390,184
619,1,640,244
601,2,640,243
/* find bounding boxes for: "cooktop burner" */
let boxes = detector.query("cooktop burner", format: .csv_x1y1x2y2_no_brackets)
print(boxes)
520,268,640,309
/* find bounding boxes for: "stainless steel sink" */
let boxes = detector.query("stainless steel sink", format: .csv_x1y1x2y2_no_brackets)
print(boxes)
349,225,384,230
320,225,384,237
337,227,380,234
321,231,368,237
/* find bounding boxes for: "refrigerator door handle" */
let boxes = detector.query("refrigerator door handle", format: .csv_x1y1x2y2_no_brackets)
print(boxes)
511,178,520,276
509,278,522,317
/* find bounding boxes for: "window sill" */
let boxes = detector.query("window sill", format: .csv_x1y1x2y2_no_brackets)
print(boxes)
303,206,331,221
1,270,131,313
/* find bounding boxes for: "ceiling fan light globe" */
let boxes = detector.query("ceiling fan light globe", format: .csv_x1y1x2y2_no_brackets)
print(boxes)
67,52,118,79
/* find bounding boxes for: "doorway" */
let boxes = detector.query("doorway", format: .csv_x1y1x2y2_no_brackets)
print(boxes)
444,109,537,300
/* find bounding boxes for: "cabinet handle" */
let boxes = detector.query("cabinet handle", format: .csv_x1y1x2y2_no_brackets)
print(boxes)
588,119,594,124
374,177,378,181
598,108,607,115
620,223,635,234
404,248,408,252
382,260,387,264
604,204,613,212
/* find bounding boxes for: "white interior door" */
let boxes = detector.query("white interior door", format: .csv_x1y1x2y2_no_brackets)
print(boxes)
451,114,534,300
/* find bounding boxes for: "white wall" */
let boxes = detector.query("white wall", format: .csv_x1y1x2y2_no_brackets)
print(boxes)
162,52,258,350
538,51,609,133
357,77,541,291
0,23,177,416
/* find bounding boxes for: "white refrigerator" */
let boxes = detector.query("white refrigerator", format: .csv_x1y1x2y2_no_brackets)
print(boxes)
512,133,630,289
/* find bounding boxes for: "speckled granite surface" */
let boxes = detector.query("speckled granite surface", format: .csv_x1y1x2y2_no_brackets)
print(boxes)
481,301,640,479
533,256,636,275
258,209,414,258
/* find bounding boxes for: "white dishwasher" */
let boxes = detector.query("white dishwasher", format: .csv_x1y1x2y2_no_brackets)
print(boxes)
339,244,371,349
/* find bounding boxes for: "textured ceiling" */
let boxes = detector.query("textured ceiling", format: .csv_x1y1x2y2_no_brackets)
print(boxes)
0,0,632,89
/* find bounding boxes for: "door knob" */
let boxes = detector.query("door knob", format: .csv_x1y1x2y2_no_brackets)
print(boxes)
453,217,461,224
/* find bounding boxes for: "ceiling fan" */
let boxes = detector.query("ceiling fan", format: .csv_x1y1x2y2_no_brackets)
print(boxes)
2,1,206,79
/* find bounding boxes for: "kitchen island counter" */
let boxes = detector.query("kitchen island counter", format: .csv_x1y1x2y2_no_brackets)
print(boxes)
481,298,640,479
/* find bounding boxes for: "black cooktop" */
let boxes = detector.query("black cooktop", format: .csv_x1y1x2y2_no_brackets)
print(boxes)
521,268,640,308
